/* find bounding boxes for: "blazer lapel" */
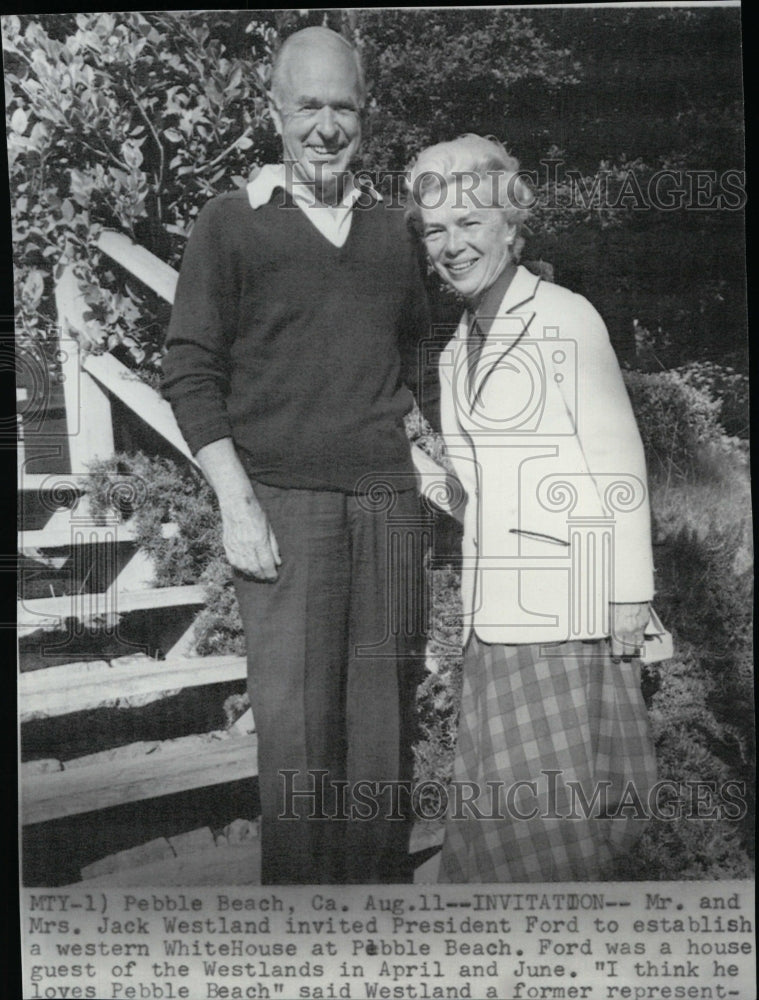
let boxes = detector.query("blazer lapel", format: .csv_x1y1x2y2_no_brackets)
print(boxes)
469,266,541,410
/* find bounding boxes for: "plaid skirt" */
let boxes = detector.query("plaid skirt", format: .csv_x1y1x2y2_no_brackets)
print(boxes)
438,635,658,883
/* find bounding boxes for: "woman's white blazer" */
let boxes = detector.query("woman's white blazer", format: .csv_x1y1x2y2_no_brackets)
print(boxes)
439,265,655,645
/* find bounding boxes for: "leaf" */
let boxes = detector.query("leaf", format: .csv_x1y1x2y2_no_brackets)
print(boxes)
11,107,28,134
22,270,45,308
70,168,94,205
227,65,243,91
29,121,49,150
121,140,144,170
163,128,184,143
109,167,131,186
236,135,254,150
61,199,75,222
3,14,21,38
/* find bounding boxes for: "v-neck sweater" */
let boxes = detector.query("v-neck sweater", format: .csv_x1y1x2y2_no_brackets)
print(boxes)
163,188,430,492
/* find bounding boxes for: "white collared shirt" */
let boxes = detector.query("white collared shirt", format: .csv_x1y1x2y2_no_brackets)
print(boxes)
245,164,380,247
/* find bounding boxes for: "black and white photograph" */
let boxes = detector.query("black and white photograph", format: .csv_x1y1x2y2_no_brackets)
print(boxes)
7,4,752,998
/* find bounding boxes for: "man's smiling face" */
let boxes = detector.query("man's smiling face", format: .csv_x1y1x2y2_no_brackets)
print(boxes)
269,42,363,205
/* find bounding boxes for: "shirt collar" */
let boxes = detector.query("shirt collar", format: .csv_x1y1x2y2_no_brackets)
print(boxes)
246,163,382,212
472,264,519,340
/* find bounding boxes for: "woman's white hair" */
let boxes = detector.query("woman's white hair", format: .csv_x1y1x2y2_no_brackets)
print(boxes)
406,134,533,259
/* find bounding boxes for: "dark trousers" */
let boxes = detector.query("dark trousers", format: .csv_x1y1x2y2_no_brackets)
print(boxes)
233,482,428,885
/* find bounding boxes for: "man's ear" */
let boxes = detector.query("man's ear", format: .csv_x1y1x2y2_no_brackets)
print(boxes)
268,94,283,137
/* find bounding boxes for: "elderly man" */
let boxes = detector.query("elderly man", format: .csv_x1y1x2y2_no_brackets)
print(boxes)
162,27,430,884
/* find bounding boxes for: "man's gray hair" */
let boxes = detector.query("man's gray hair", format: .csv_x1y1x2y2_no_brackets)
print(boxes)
406,134,533,259
270,26,367,108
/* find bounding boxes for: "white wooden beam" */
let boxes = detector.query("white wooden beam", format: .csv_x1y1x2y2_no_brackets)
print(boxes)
97,230,179,304
162,615,200,660
19,652,247,720
18,512,136,550
54,267,115,471
82,352,197,466
17,473,90,494
22,731,257,825
105,548,157,595
17,584,206,635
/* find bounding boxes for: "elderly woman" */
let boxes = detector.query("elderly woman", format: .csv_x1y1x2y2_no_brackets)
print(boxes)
407,135,658,882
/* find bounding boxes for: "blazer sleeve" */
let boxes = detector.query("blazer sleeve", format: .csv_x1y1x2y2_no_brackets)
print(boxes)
565,294,655,603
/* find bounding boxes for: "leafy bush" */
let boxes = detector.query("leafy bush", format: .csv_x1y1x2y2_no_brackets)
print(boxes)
6,9,747,372
88,452,221,584
4,11,280,368
675,360,749,439
87,452,240,656
413,563,464,796
617,640,753,881
628,370,755,878
622,369,732,484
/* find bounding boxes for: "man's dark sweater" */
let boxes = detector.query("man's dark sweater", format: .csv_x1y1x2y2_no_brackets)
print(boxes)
162,187,430,493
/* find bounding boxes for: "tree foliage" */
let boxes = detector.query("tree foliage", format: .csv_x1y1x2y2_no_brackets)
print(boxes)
4,11,281,365
4,7,745,370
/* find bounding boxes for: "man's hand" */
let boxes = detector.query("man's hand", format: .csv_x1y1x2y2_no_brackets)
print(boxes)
610,601,649,663
219,495,281,581
195,437,282,582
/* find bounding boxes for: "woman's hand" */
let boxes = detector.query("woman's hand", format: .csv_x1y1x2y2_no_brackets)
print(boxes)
610,601,649,662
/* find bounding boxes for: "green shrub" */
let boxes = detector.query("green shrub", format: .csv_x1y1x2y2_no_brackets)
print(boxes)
4,11,280,369
623,369,732,484
4,10,577,375
87,452,237,652
675,360,750,439
616,641,753,881
413,563,464,789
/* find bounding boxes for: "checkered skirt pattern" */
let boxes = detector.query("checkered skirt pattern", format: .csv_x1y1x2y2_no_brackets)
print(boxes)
438,636,657,883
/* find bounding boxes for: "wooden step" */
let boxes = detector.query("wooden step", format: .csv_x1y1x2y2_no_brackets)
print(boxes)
17,473,90,494
19,512,178,551
17,583,206,635
19,652,247,719
19,510,137,550
22,730,258,826
73,820,259,886
72,841,262,887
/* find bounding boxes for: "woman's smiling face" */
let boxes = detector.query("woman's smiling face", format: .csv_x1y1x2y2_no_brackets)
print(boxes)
420,182,517,301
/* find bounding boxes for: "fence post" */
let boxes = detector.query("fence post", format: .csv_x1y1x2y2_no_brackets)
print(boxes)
53,264,115,473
